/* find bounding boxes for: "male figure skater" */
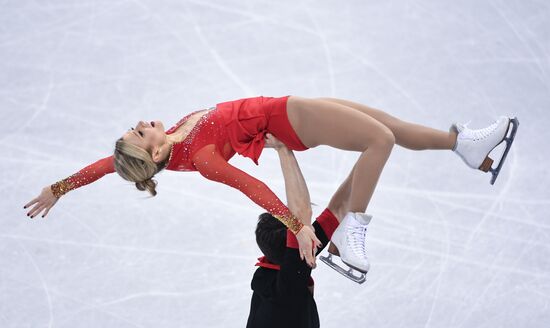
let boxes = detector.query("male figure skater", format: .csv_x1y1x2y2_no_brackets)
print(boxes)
246,134,360,328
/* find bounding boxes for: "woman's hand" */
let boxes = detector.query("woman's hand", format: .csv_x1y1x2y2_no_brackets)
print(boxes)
296,225,322,268
264,133,286,150
23,186,60,219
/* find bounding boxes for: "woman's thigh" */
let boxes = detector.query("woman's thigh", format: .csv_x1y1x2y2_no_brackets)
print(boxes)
314,97,404,134
286,96,394,151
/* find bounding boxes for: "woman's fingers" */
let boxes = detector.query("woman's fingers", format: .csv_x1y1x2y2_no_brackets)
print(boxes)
29,202,48,218
42,203,55,217
315,236,322,249
305,252,312,266
309,231,320,266
30,205,44,219
296,226,320,267
23,198,38,209
37,205,49,218
26,203,40,217
42,206,52,218
302,244,314,267
24,187,59,219
310,242,316,266
306,239,316,267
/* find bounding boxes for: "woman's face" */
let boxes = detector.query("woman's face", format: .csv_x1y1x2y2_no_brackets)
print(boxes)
121,120,167,155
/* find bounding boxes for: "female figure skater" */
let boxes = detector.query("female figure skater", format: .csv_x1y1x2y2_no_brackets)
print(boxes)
23,95,518,270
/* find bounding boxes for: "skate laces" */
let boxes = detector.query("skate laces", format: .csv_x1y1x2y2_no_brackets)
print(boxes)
464,120,499,141
347,224,368,258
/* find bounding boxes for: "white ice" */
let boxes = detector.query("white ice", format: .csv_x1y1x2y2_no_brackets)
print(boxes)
1,0,549,327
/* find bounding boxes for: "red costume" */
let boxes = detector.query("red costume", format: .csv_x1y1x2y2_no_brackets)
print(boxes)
51,95,309,232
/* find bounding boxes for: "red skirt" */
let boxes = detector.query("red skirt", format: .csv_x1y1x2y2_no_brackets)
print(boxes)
215,95,308,165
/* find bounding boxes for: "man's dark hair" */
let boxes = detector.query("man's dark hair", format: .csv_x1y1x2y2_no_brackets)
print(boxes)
255,212,287,264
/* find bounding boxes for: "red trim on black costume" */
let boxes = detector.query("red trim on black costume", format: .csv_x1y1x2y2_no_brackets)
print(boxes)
316,208,339,240
255,256,314,287
255,256,281,270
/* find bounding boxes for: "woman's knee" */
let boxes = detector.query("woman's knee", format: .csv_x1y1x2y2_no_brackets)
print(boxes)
353,125,394,153
371,125,395,150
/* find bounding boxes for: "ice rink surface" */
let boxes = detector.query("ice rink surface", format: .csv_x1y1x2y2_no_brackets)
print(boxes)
2,0,550,327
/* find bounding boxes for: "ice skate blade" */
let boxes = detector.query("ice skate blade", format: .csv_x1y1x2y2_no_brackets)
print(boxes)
320,254,367,284
489,117,519,185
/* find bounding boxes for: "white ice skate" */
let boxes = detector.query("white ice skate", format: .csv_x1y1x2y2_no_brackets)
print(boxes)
320,212,372,284
451,116,519,185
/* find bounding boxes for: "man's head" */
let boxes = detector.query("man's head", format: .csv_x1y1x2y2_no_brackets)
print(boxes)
255,213,287,264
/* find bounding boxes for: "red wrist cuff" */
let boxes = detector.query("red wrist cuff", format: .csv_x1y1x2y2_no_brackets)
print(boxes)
286,229,299,249
317,208,339,240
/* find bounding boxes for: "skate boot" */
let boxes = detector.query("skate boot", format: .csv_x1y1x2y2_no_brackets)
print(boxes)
319,212,372,284
451,116,519,185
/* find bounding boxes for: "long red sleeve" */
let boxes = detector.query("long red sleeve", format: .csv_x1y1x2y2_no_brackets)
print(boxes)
51,155,115,196
191,145,303,233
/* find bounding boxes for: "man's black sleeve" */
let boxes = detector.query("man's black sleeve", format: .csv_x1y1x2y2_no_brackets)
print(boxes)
276,208,339,302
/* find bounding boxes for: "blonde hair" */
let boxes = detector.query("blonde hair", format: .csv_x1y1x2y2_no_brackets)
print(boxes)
113,137,168,197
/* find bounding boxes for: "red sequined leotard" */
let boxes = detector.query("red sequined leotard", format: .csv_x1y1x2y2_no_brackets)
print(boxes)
50,106,304,233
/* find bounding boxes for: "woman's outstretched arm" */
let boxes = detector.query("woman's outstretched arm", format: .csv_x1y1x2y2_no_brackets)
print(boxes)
24,155,115,218
50,155,116,197
191,144,321,267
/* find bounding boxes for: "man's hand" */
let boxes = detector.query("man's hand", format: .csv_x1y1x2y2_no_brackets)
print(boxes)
264,133,286,150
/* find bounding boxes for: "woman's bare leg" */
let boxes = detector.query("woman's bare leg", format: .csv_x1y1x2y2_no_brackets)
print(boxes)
327,162,357,221
315,97,457,150
287,96,394,213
